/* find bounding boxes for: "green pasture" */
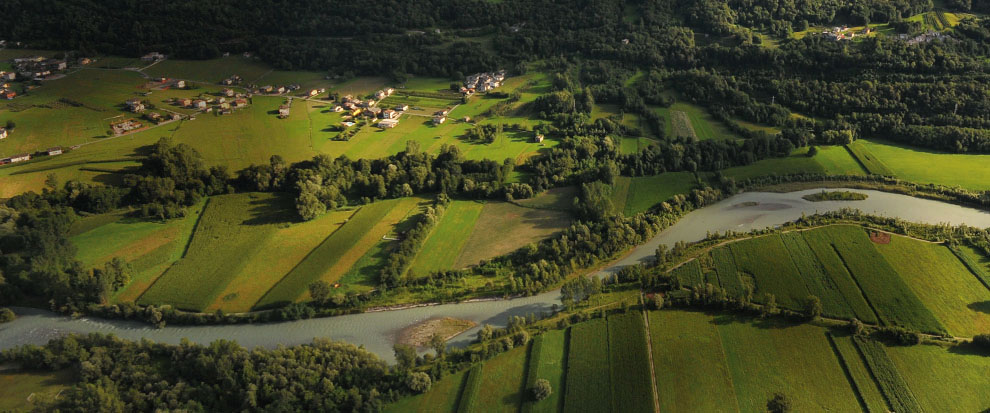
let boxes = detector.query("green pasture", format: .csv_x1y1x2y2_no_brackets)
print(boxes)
856,139,990,190
563,317,611,413
607,312,654,413
522,329,568,413
408,200,484,277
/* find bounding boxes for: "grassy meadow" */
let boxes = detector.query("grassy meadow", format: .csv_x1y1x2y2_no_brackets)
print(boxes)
0,370,75,411
611,172,698,216
522,329,567,413
453,201,571,268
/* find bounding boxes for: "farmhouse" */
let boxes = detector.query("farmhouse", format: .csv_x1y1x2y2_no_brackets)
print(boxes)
260,85,274,93
125,98,146,112
374,88,395,100
276,86,286,94
4,153,31,163
381,109,398,119
378,119,399,128
217,97,227,104
364,107,382,117
232,98,248,108
278,105,291,118
0,128,7,139
394,104,409,111
47,147,63,156
219,102,231,110
78,57,92,65
0,72,14,81
309,89,320,97
176,98,192,107
111,119,143,135
193,99,208,109
222,88,235,97
175,80,187,89
432,115,446,125
145,112,162,122
0,89,14,100
331,105,344,112
221,75,242,85
534,134,545,143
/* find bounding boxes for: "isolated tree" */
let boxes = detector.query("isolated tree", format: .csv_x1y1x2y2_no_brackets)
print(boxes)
767,393,792,413
805,295,823,319
308,280,331,304
651,294,665,310
0,308,14,323
807,146,818,157
531,379,552,401
406,372,432,393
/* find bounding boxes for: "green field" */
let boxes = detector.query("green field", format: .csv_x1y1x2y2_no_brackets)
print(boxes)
728,234,810,309
407,200,484,277
471,344,530,413
655,102,739,141
522,329,567,413
607,312,654,413
852,336,922,413
828,334,890,412
671,260,705,287
854,139,990,190
0,370,75,411
453,201,571,269
136,193,299,311
649,311,739,412
563,318,610,413
618,172,698,216
721,145,864,181
886,341,990,412
254,197,421,308
142,56,274,84
846,141,895,176
383,367,468,413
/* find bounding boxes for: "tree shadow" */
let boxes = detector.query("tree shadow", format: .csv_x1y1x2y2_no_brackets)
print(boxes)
241,193,301,225
947,341,990,356
968,301,990,314
708,311,803,330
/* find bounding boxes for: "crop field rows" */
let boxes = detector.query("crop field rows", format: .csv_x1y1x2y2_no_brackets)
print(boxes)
698,225,990,335
846,141,895,176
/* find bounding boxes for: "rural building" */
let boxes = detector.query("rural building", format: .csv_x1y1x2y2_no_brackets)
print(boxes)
47,147,63,156
175,80,187,89
364,107,382,117
309,89,319,97
332,105,344,112
394,104,409,111
78,58,92,65
145,112,162,122
276,86,286,94
232,99,248,108
0,89,17,100
125,99,146,112
222,88,235,97
381,109,398,119
219,102,231,110
170,113,182,121
378,119,399,128
176,98,192,107
0,128,7,140
217,97,227,104
278,105,291,118
142,52,166,61
534,134,545,143
193,100,208,109
260,85,274,93
350,108,363,117
0,72,14,81
6,153,31,163
432,115,446,125
375,90,387,100
462,116,471,122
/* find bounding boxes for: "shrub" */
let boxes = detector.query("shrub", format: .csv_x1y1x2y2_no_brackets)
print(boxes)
0,308,15,323
531,378,552,401
406,372,432,393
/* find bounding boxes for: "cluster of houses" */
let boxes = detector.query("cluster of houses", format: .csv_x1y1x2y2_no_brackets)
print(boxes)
432,108,451,125
111,119,144,135
220,75,242,86
822,26,872,41
141,52,166,62
901,31,950,45
12,56,68,80
329,91,410,128
173,95,248,116
460,70,506,95
256,84,303,95
1,147,64,165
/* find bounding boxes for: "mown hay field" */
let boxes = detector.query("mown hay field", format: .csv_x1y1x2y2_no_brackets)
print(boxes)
522,329,568,413
886,341,990,412
607,312,654,413
407,200,484,277
382,367,468,413
454,201,571,269
472,344,530,413
563,317,610,413
828,334,890,413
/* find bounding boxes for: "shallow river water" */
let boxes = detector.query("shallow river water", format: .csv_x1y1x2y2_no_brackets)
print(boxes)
4,188,990,362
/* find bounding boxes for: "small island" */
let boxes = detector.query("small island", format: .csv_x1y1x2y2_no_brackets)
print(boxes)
802,191,869,202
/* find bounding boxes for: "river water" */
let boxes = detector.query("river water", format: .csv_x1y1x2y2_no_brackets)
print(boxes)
4,188,990,362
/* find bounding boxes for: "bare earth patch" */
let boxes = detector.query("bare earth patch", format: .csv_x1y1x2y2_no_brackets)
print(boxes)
397,317,477,348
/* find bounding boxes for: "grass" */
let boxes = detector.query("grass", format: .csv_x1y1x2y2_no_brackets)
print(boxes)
728,234,810,310
607,312,654,413
563,317,610,413
649,310,739,412
473,344,529,413
716,317,863,412
407,200,484,277
801,190,868,202
778,232,857,319
522,329,567,413
141,56,273,84
846,141,895,176
874,235,990,337
0,370,75,411
253,197,421,309
949,244,990,289
514,186,577,212
671,260,704,287
852,337,922,413
457,364,485,413
137,193,298,311
828,334,890,413
721,147,826,180
454,201,571,268
711,247,745,297
800,228,881,324
855,139,990,190
621,172,697,216
886,341,990,412
383,367,468,413
657,102,739,141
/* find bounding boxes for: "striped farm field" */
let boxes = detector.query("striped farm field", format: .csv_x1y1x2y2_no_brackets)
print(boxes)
672,260,704,287
471,344,530,413
886,341,990,412
522,329,568,413
563,317,610,413
828,334,889,413
846,141,895,176
852,337,922,413
254,197,423,309
711,247,744,297
874,235,990,337
407,200,484,277
607,312,654,413
137,193,300,311
728,234,809,309
779,232,856,319
649,310,739,412
799,228,880,324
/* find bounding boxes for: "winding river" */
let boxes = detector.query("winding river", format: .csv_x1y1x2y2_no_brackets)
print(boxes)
4,188,990,362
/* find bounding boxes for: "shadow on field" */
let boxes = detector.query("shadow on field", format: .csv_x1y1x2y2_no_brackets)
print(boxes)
514,207,573,229
948,341,990,356
709,312,804,330
241,194,300,226
476,303,557,330
968,301,990,314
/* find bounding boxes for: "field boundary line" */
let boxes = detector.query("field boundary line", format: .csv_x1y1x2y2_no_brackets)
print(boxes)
640,303,661,413
946,245,990,293
250,207,362,309
135,198,210,303
710,313,744,413
843,144,871,175
824,332,872,412
829,244,885,326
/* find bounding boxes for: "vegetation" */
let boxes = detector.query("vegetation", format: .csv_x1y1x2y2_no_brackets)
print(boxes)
853,336,923,413
563,318,610,413
606,312,654,413
801,190,869,202
522,329,566,413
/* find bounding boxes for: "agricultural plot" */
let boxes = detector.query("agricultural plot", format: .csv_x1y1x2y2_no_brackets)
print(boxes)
456,364,485,413
886,341,990,412
728,235,810,309
514,186,577,212
254,197,422,308
621,172,697,216
606,312,654,413
815,226,946,334
649,311,739,412
383,367,468,413
663,102,739,141
852,337,922,413
563,318,611,413
949,244,990,288
407,201,484,277
800,228,880,324
779,232,856,319
711,247,744,297
137,193,299,311
0,370,75,412
846,141,895,176
874,235,990,337
671,260,705,287
472,344,530,413
716,318,863,412
522,329,568,413
827,334,889,413
453,201,571,268
142,56,273,84
670,110,696,139
720,147,827,180
856,139,990,190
